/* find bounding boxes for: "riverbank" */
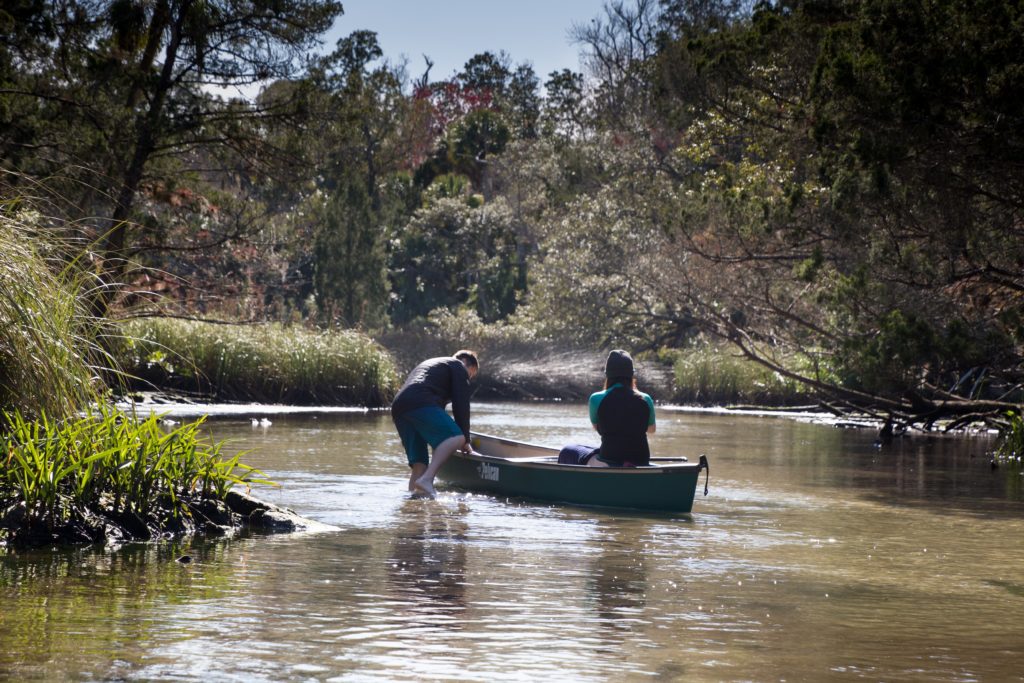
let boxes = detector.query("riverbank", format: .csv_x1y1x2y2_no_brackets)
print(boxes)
471,351,675,401
115,318,398,406
112,315,815,407
1,488,335,549
118,350,679,405
378,321,811,405
0,408,334,551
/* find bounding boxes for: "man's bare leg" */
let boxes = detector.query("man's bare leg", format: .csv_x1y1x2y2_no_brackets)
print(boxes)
409,462,427,492
414,435,466,497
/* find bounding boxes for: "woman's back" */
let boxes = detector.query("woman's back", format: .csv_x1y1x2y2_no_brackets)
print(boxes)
591,383,654,465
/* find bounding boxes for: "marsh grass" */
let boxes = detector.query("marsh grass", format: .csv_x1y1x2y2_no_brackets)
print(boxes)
117,318,398,405
0,207,110,418
670,345,814,406
995,411,1024,461
2,203,275,543
0,405,271,531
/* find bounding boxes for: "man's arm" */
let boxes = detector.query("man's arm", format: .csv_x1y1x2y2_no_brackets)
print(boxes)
450,362,471,440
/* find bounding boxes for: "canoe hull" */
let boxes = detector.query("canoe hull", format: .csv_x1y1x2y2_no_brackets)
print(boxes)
438,432,707,513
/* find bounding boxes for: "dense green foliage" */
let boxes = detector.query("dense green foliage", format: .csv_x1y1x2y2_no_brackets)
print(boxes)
2,0,1021,428
641,0,1024,425
0,0,344,314
117,317,398,405
0,406,269,533
1,208,290,545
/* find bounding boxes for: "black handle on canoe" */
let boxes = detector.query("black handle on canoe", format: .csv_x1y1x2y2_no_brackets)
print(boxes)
698,454,709,496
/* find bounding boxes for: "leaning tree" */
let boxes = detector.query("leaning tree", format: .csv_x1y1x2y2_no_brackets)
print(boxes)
648,0,1024,430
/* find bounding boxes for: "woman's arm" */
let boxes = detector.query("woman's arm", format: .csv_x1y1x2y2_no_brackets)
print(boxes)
589,391,602,431
644,393,656,435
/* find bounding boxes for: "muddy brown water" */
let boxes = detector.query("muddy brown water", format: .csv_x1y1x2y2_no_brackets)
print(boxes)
2,402,1022,681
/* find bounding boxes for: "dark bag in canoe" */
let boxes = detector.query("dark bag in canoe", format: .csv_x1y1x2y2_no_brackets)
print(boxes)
557,444,599,465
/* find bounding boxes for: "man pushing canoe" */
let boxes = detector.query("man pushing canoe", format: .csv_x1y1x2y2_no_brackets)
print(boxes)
391,350,479,498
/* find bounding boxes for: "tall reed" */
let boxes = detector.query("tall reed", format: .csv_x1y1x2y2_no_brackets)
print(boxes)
117,318,398,405
670,344,814,406
995,411,1024,461
0,206,108,418
0,202,275,538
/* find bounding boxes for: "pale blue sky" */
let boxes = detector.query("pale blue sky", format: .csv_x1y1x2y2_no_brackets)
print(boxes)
328,0,611,84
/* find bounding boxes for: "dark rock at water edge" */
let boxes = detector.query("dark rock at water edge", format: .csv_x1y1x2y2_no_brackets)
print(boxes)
0,489,331,550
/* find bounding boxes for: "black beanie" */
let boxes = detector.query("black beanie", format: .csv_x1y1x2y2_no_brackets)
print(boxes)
605,349,634,378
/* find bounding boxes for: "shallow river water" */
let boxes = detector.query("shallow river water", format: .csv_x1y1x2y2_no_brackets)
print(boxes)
2,402,1023,682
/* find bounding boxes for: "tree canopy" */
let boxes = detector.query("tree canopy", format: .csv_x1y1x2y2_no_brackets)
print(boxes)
2,0,1021,428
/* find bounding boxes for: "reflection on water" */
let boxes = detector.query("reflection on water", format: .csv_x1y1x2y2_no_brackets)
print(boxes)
589,522,648,627
387,500,469,616
2,403,1023,682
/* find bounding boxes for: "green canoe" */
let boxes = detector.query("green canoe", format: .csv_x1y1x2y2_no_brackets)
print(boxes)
437,432,709,513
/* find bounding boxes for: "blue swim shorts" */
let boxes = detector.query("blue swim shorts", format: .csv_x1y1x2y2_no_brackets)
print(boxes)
393,406,464,466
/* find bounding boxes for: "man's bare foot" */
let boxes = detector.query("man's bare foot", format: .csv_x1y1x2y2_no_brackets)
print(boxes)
413,477,437,498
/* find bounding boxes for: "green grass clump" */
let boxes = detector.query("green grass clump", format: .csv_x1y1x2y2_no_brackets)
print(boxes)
0,208,106,418
995,411,1024,461
117,318,398,405
670,344,814,406
0,405,270,532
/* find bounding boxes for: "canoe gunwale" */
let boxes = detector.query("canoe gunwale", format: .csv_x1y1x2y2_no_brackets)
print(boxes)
467,431,703,474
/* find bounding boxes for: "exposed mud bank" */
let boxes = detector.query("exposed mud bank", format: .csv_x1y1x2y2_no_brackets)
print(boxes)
1,490,335,550
462,352,677,402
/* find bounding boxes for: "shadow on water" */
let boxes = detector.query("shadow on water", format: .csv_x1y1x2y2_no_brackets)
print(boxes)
984,579,1024,598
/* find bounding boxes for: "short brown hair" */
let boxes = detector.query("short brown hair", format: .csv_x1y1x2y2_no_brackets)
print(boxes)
454,349,479,369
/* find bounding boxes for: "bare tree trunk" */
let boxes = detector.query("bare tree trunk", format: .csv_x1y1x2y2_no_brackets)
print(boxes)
93,0,190,318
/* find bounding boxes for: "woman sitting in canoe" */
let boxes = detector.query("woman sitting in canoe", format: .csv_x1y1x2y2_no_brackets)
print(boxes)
559,349,656,467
